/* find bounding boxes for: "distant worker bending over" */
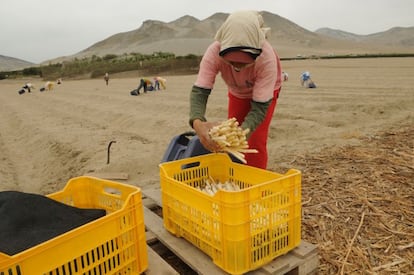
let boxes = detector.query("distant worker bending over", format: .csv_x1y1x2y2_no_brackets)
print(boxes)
39,81,54,91
282,71,289,81
153,76,167,90
22,82,35,93
300,71,316,88
136,78,153,94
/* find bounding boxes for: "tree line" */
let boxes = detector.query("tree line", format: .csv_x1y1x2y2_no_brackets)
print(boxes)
0,52,202,80
1,52,413,80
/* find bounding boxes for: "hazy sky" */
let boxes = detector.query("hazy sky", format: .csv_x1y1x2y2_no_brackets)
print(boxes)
1,0,413,63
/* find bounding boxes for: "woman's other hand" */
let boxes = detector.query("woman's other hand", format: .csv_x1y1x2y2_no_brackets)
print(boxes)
192,120,221,152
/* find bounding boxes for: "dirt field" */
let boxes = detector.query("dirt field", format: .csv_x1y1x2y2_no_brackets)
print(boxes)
0,57,413,273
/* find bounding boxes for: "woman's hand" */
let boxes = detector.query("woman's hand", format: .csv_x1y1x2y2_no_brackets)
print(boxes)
192,120,221,152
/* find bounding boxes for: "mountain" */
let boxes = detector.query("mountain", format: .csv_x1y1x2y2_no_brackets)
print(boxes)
2,11,414,69
315,26,414,47
0,55,35,72
314,28,365,42
72,12,228,60
46,11,413,64
365,27,414,47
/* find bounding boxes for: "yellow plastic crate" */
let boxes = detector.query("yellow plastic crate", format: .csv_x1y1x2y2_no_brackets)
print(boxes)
0,176,148,275
160,153,301,275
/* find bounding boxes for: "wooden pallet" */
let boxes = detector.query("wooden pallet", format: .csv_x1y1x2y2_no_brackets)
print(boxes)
142,187,319,275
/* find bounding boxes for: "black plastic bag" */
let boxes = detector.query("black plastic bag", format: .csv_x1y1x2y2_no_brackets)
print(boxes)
0,191,106,255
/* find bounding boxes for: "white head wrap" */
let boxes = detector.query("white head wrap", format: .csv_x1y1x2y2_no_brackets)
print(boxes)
214,10,270,57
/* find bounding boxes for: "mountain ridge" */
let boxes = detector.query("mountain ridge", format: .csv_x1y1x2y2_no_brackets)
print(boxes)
0,55,36,72
64,11,414,64
1,11,413,71
315,26,414,47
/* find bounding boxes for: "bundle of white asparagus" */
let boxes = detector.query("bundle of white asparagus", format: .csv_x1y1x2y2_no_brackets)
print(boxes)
209,118,258,163
196,177,241,195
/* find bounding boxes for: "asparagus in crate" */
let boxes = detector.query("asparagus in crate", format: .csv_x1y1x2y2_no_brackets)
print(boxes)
198,177,241,195
209,118,258,163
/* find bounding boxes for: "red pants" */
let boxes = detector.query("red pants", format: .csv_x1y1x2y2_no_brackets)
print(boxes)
227,89,280,169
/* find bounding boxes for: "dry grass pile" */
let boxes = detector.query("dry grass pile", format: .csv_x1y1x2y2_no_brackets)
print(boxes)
291,125,413,274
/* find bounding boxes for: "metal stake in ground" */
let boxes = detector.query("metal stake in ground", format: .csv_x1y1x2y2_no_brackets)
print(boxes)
107,141,117,164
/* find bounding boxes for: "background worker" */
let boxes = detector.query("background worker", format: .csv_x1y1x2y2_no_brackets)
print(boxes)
154,79,160,90
154,76,167,90
189,10,282,169
22,82,35,93
300,71,317,88
136,78,153,94
282,71,289,81
300,71,310,86
104,73,109,86
41,81,54,91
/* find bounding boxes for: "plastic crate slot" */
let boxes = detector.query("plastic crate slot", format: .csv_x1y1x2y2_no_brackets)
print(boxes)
103,187,121,196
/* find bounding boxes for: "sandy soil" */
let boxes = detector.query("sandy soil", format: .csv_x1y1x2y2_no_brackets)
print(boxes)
0,57,413,273
0,57,412,194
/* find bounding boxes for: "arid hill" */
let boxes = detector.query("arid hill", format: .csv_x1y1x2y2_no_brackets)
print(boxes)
316,26,414,47
1,11,414,70
50,11,414,63
0,55,35,72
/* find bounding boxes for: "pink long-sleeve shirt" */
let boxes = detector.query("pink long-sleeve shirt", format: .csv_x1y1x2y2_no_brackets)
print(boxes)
195,40,282,102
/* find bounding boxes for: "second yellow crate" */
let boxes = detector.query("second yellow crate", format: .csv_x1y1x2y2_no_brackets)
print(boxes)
160,153,302,275
0,176,148,274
